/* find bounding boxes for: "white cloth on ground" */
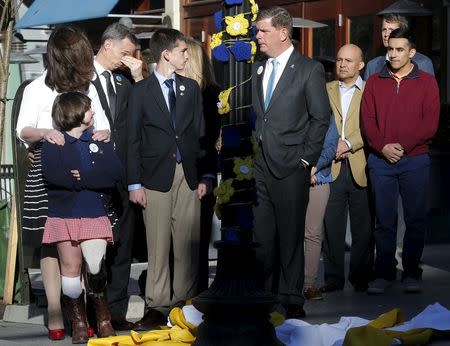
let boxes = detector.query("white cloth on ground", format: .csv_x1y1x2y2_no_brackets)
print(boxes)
179,303,450,346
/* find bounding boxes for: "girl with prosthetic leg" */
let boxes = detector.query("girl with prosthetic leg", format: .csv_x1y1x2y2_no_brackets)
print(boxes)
41,92,122,343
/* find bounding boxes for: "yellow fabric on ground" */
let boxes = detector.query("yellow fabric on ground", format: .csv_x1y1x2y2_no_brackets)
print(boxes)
87,305,285,345
87,308,195,346
269,311,285,327
367,308,404,329
344,308,436,346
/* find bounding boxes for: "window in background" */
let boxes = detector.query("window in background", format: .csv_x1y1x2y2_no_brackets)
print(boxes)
349,15,374,62
313,19,336,63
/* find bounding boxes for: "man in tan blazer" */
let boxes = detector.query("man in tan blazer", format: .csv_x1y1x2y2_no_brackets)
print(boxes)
320,44,373,293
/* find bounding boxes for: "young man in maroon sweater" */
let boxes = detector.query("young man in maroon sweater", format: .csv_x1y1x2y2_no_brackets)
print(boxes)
362,28,440,294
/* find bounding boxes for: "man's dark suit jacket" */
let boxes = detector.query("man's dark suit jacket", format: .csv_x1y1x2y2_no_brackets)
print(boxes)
91,72,131,166
252,51,330,179
127,73,205,192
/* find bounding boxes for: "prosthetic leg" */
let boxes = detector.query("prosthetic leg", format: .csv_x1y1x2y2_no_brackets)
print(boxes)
85,258,116,338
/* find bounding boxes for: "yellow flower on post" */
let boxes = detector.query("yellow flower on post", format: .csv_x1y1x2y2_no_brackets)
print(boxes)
250,41,257,55
248,41,257,63
211,31,223,49
217,86,235,115
249,0,259,21
225,14,249,36
214,179,235,205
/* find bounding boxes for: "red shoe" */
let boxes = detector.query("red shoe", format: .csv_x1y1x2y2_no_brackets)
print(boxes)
48,328,65,340
88,326,95,338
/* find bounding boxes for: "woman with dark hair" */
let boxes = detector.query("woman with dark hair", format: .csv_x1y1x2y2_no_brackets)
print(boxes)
16,25,110,341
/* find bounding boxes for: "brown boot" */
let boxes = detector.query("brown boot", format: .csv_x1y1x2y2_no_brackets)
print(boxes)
92,293,116,338
63,292,89,344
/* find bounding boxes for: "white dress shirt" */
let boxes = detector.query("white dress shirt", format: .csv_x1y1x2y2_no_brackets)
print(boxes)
338,75,363,148
16,72,110,146
262,45,294,101
93,59,117,107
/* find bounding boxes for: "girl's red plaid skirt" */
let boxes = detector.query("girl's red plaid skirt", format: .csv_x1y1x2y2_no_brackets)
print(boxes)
42,216,113,244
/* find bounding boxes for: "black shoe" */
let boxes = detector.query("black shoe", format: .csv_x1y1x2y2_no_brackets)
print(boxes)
111,316,135,331
285,304,306,319
133,307,166,331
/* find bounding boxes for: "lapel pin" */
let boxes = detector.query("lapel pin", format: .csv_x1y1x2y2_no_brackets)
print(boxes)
89,143,99,153
179,85,185,91
290,64,295,68
180,92,184,96
257,66,263,75
116,75,122,82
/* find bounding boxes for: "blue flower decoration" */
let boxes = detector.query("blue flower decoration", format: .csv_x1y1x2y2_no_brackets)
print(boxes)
212,43,230,62
224,227,240,242
239,165,250,174
222,126,240,148
237,206,253,230
225,0,242,4
230,40,252,61
214,11,223,31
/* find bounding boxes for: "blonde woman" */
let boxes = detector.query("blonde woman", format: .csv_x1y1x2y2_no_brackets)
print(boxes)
178,38,220,291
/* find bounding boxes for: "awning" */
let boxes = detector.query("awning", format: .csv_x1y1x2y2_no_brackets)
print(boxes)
14,0,120,29
377,0,432,16
292,18,328,28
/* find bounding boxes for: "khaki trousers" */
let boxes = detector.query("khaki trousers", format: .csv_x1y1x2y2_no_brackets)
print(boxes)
304,183,330,287
143,164,200,308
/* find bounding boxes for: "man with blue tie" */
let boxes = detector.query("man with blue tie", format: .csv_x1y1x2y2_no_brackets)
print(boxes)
252,6,330,319
127,28,212,330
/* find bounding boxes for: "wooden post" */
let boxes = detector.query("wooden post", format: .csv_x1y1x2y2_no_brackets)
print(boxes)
0,0,13,161
3,194,17,304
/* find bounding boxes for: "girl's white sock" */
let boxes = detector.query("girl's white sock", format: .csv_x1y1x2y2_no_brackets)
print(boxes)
61,275,82,299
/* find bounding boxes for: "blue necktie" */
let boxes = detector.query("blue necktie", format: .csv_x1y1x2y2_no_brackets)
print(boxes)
164,79,176,126
264,59,279,111
164,79,181,163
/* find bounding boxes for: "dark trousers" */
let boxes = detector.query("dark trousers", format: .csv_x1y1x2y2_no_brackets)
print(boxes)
323,161,373,288
253,149,309,306
198,192,215,292
106,184,140,317
368,153,430,281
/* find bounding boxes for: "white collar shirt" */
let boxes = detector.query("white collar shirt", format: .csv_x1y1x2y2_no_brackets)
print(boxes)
262,45,294,100
94,59,116,103
338,75,363,139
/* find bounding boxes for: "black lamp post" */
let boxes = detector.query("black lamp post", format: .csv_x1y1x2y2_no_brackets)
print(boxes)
192,1,280,345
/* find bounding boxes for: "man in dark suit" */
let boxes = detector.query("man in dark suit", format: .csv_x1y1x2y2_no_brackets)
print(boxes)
92,22,143,330
127,28,212,330
364,14,433,79
252,6,330,319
